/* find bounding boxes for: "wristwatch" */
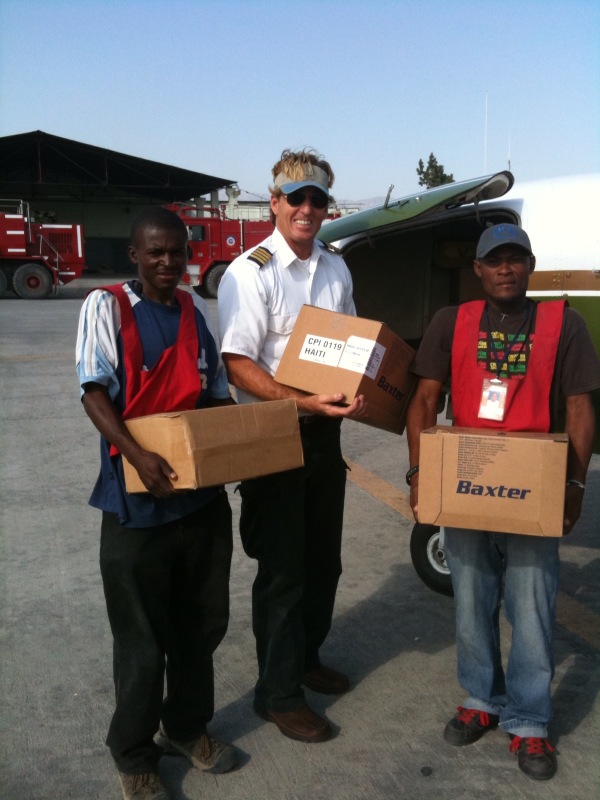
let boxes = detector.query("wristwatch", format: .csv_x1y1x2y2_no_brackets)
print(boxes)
406,465,419,485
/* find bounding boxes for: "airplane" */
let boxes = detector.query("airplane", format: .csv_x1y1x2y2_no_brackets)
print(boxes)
318,171,600,596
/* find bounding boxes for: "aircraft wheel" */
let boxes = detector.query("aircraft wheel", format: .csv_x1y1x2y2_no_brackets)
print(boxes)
410,522,454,596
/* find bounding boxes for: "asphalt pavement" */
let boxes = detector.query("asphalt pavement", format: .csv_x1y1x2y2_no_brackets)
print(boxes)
1,275,599,800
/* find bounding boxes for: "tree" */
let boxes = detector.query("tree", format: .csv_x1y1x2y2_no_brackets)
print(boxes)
416,153,454,189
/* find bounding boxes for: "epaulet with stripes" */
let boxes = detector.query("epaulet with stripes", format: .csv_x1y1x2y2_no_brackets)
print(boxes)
247,246,273,267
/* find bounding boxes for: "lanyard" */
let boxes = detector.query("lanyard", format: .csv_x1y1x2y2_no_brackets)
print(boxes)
484,300,533,379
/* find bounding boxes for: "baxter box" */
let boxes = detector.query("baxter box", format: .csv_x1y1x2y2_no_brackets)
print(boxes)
274,305,416,434
418,426,568,537
122,399,303,493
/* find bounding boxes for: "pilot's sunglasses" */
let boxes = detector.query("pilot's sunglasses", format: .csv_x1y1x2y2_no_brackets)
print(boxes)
284,190,329,209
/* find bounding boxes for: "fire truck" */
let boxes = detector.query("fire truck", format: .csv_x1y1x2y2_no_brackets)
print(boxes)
0,199,86,299
167,196,272,298
167,186,358,298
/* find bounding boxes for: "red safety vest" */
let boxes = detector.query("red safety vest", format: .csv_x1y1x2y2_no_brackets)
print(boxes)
451,299,565,432
102,283,201,454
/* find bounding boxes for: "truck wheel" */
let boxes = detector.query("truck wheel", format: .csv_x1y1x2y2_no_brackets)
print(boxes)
0,270,7,298
204,263,228,299
410,523,454,597
13,263,53,299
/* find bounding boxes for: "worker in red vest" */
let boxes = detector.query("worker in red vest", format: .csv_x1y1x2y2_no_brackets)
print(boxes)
76,207,238,800
406,223,600,781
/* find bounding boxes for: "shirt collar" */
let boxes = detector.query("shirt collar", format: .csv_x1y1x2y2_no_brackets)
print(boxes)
272,227,322,269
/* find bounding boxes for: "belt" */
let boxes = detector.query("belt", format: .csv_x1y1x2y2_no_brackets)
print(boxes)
298,415,342,427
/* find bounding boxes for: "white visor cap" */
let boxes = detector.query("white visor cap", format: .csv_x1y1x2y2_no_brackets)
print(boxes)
274,164,330,196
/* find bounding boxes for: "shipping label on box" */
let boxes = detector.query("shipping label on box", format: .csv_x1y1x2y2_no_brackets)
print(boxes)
339,336,385,376
122,399,303,493
275,305,416,435
298,332,385,376
418,426,568,537
298,334,346,367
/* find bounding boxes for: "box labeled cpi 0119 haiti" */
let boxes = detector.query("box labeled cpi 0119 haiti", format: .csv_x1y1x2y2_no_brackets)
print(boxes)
274,305,416,434
417,426,568,537
122,400,303,493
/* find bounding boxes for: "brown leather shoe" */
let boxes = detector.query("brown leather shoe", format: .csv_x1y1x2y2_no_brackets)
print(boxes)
302,665,350,694
256,705,331,743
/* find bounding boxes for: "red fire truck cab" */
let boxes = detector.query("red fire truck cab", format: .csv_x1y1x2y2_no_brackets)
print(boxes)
165,200,272,298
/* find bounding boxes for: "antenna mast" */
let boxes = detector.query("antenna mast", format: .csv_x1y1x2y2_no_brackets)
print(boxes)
484,92,488,173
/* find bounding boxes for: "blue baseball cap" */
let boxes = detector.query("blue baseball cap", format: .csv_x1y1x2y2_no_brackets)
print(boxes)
476,224,533,259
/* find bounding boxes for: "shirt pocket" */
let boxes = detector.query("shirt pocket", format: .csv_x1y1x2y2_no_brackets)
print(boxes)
268,312,297,337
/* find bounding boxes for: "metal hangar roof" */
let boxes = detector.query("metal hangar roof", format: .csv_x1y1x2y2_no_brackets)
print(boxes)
0,130,235,204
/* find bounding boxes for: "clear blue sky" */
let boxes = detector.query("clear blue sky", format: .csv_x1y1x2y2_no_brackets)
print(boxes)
1,0,598,203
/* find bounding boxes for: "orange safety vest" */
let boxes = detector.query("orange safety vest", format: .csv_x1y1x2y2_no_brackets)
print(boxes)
451,299,565,432
102,283,201,454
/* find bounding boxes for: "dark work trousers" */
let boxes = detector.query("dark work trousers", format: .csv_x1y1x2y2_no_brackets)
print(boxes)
99,491,232,774
238,417,347,713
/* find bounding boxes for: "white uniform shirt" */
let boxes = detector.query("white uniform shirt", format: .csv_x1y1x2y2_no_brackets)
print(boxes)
218,227,356,404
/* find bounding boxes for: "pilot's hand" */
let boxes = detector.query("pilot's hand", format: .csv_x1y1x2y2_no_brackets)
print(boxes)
303,392,367,419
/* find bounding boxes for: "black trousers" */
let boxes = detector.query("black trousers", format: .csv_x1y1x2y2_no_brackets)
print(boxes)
239,418,347,713
99,491,232,773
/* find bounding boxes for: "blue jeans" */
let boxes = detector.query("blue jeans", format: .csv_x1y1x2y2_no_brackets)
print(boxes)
444,527,560,738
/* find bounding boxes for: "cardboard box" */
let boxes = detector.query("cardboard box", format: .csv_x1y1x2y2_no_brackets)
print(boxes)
274,305,416,434
418,426,568,536
122,400,303,493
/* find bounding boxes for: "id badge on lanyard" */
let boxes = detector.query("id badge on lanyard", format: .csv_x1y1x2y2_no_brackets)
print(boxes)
478,302,532,422
478,377,508,421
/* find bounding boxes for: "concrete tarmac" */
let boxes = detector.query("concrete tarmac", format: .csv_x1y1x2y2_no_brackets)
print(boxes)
1,276,599,800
